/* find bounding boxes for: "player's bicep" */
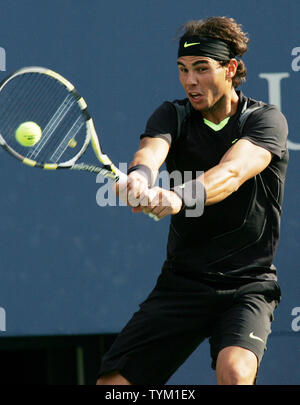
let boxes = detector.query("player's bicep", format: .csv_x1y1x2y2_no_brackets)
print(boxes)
219,138,272,185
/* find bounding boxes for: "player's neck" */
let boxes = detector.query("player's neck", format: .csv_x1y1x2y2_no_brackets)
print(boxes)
201,88,239,124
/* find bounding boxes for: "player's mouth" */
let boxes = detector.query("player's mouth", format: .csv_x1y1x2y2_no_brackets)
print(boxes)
188,92,204,103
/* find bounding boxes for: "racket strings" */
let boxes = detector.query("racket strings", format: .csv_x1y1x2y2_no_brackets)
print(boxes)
29,77,84,163
42,96,86,164
49,115,85,162
0,76,33,134
27,93,76,160
0,72,87,164
25,76,84,162
2,75,52,137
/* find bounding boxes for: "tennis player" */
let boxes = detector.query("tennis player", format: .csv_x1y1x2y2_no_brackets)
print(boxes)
97,16,288,385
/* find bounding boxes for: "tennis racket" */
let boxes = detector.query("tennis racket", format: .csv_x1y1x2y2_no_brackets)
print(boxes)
0,66,159,220
0,66,129,186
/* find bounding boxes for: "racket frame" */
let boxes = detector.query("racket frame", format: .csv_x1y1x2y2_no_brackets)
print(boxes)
0,66,158,218
0,66,126,183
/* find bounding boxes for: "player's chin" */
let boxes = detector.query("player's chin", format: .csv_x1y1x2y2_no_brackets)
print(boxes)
188,96,207,111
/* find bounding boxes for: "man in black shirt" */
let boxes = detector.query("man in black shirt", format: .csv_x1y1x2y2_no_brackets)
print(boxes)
97,17,288,385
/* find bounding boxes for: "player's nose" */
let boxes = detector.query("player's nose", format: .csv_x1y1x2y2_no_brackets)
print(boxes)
185,71,198,86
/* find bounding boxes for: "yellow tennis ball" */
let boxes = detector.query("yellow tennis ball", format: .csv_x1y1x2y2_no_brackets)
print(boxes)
68,138,77,148
15,121,42,147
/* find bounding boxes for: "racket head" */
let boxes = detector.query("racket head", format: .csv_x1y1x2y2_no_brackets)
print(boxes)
0,66,95,169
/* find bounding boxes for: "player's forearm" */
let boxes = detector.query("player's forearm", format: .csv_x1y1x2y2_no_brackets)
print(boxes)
199,162,241,206
202,139,273,205
129,138,170,186
129,148,160,183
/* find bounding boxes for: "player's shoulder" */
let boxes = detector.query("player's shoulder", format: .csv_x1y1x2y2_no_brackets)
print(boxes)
169,97,189,107
159,98,189,111
244,93,285,117
149,98,185,113
148,97,190,122
242,93,288,129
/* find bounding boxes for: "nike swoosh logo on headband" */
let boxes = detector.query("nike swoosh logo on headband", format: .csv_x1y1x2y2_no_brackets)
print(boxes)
249,332,264,343
184,41,201,48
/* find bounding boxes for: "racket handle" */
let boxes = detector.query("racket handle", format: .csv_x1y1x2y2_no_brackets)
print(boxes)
115,170,128,186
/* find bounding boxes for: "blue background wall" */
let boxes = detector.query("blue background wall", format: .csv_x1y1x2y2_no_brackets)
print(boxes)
0,0,299,384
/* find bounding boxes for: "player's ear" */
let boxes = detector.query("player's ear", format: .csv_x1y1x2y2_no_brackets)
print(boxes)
226,59,238,80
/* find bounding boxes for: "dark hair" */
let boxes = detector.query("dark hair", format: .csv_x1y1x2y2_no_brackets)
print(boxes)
178,17,249,88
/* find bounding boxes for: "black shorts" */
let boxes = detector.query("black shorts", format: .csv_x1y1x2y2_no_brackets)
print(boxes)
98,268,281,385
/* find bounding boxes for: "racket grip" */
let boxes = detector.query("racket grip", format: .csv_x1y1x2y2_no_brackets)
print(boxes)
116,170,128,187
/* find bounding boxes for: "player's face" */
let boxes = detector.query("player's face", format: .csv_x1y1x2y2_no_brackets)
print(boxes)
177,56,231,112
